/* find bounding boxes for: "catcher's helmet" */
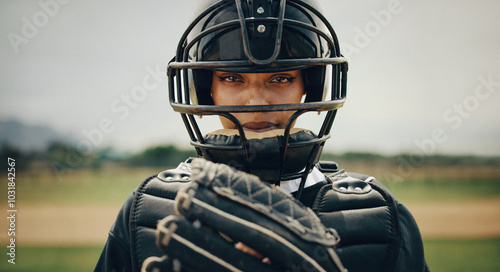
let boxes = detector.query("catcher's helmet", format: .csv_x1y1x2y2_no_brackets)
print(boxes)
168,0,348,190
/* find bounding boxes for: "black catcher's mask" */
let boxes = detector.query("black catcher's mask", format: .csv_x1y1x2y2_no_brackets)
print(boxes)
168,0,348,193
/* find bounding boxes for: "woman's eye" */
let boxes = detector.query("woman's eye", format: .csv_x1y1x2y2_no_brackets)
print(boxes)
270,76,295,83
219,76,242,83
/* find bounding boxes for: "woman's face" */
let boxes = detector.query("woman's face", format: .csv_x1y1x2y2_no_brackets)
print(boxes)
211,70,305,132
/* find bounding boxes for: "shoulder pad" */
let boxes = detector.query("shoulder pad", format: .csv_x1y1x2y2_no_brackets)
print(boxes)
130,159,194,271
157,159,192,182
313,170,400,272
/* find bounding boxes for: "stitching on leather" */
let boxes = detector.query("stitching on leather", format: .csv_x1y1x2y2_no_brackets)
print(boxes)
129,174,157,271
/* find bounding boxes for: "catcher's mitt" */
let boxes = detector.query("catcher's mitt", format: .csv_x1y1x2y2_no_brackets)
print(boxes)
142,158,347,272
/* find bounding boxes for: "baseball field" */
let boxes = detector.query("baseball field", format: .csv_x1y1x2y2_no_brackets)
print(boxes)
1,160,499,271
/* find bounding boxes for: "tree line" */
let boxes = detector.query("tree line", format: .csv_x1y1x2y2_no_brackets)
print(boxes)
1,141,499,172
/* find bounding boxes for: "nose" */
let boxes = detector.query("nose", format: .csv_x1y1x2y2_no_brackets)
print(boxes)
245,82,269,106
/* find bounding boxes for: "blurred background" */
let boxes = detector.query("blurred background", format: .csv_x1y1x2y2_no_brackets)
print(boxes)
1,0,499,271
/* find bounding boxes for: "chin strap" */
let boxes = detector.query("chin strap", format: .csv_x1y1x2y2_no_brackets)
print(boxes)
295,163,313,201
296,140,325,200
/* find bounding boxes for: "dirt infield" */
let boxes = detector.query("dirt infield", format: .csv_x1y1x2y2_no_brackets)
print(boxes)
406,198,500,239
2,198,500,246
6,204,122,246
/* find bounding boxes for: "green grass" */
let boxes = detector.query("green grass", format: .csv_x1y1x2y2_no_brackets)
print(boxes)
384,178,500,202
1,239,499,271
0,246,103,272
5,165,167,205
424,238,500,272
6,164,499,205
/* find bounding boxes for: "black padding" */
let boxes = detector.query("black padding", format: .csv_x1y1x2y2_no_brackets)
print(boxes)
203,129,319,182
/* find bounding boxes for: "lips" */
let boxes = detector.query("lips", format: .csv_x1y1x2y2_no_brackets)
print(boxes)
242,121,280,132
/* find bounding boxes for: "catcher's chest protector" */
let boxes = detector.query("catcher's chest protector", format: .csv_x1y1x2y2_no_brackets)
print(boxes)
129,162,424,272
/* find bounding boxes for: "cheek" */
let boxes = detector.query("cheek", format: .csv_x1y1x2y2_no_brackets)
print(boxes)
272,83,304,104
291,83,306,102
211,86,224,105
212,86,242,106
273,85,304,126
292,91,305,103
211,79,245,106
211,77,225,105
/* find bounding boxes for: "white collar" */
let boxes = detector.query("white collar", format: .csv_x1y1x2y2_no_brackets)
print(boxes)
279,167,325,194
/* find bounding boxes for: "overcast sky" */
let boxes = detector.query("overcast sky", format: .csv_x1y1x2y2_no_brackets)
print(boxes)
1,0,499,157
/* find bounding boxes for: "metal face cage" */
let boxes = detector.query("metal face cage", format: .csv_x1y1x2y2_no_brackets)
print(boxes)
167,0,348,195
